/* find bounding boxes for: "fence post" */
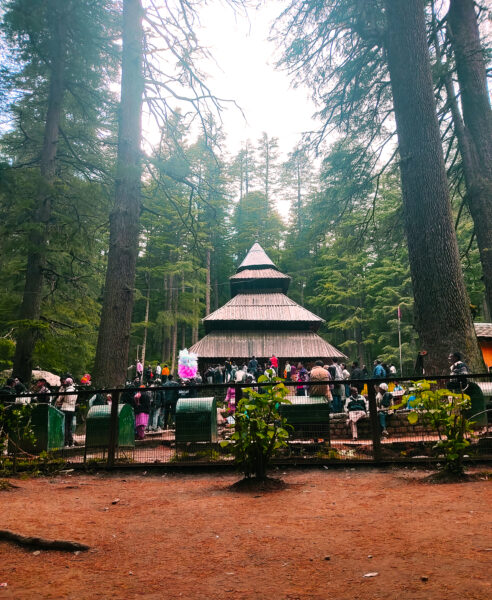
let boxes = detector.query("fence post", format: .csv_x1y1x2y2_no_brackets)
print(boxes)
368,382,382,462
107,389,121,468
235,384,243,406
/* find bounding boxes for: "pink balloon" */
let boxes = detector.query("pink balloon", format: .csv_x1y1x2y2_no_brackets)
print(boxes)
178,364,197,379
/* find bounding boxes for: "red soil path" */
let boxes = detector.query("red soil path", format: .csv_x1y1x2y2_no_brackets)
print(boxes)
1,468,491,599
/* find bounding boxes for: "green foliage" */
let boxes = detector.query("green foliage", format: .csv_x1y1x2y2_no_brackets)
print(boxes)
232,191,284,265
131,123,233,365
0,0,488,383
0,451,67,477
287,140,418,370
402,380,474,475
0,402,35,473
0,339,15,370
0,0,117,377
220,377,292,479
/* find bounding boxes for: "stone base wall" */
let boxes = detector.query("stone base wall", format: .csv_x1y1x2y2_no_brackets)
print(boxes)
328,411,436,440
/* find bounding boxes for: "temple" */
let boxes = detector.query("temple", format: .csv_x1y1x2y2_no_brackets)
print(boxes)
190,242,346,371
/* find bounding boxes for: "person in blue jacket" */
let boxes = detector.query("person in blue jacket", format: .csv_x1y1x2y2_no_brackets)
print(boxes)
372,359,386,378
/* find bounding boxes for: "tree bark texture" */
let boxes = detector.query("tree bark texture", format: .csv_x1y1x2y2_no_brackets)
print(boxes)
161,274,168,361
205,249,211,315
93,0,144,387
13,1,68,384
213,250,219,311
430,4,492,320
384,0,484,373
192,284,199,345
447,0,492,315
171,297,178,375
162,273,173,361
141,272,151,370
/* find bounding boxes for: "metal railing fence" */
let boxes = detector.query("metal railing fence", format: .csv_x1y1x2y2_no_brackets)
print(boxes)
2,373,491,468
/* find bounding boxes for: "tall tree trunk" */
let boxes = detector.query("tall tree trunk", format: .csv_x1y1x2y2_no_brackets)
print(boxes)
141,272,151,370
245,145,250,195
483,298,491,322
161,273,169,361
191,285,198,345
93,0,144,387
264,141,270,202
239,156,244,201
12,2,68,384
205,250,211,315
212,250,219,311
447,0,492,316
171,288,178,375
383,0,484,373
213,275,219,311
296,159,302,230
162,273,173,361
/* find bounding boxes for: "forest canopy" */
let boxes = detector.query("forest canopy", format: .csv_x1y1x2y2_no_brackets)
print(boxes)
0,0,490,383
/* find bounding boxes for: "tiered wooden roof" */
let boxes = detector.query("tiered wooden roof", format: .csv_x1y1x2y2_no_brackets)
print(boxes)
190,242,346,360
191,331,346,360
203,293,322,332
230,244,291,296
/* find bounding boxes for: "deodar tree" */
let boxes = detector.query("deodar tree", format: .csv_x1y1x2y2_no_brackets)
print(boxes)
93,0,244,386
92,0,144,388
2,0,118,384
383,0,483,373
275,0,485,373
447,0,492,317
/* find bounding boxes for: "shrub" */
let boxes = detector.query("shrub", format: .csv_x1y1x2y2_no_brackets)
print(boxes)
400,380,474,475
0,402,35,473
221,376,291,479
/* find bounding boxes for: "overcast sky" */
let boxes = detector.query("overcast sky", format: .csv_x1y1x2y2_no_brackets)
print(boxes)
195,0,320,161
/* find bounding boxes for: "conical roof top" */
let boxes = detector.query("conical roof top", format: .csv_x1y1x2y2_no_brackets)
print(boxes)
232,243,290,296
237,242,276,272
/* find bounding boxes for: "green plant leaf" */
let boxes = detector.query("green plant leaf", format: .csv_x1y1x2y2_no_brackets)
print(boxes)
407,412,419,424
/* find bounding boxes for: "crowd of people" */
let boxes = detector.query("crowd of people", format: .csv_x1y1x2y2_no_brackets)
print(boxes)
194,355,402,441
0,351,474,447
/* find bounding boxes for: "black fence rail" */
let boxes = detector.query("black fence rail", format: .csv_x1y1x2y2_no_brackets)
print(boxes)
2,374,492,468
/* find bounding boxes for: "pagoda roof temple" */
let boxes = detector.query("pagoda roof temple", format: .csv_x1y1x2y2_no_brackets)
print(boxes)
189,242,346,362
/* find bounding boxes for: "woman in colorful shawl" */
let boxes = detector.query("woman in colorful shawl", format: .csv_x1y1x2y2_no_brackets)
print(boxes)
224,386,236,413
131,386,151,440
296,363,309,396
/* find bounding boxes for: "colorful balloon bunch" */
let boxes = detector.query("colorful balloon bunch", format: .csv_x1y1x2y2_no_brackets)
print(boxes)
178,348,198,380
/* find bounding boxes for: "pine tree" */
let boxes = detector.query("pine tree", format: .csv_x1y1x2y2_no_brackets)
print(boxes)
447,0,492,316
93,0,144,387
232,191,284,265
1,0,118,383
256,132,280,205
383,0,484,372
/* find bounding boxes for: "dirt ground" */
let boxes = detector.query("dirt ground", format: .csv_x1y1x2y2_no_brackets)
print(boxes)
0,467,491,600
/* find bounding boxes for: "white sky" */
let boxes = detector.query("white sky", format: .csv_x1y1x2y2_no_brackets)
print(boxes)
195,0,320,161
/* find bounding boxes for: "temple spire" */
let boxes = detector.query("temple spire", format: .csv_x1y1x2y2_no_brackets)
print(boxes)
237,242,277,272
